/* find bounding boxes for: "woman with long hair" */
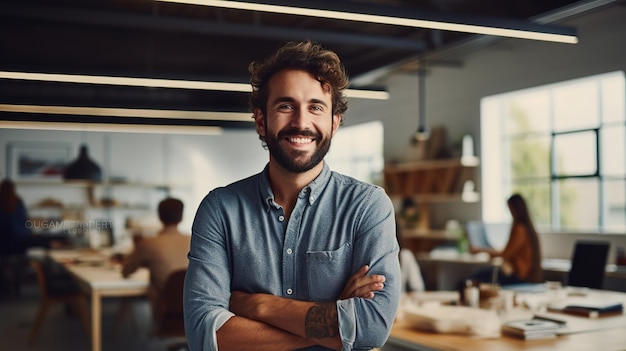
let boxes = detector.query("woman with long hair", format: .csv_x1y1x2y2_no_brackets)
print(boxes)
470,193,543,285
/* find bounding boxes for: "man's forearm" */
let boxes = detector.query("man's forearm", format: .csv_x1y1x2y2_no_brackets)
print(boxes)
230,292,343,350
217,315,315,351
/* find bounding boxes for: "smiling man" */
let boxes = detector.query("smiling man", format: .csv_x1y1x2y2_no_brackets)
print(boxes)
183,40,400,351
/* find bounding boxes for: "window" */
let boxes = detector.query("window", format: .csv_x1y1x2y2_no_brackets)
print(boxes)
326,121,384,186
481,71,625,233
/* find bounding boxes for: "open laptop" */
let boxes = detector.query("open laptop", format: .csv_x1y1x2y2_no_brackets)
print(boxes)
466,221,511,250
466,220,492,250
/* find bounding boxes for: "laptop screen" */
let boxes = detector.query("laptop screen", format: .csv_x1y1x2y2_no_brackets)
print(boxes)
466,221,511,250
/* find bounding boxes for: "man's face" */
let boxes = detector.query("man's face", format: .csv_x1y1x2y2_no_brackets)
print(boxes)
255,69,340,173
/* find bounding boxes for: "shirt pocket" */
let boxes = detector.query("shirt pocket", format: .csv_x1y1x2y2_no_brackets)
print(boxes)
306,242,352,301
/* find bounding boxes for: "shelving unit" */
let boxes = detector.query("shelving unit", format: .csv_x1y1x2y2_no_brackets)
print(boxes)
17,180,177,208
384,156,479,198
15,180,187,247
384,156,480,243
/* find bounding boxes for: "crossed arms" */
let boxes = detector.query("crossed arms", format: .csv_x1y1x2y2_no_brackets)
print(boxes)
184,186,401,351
217,265,386,351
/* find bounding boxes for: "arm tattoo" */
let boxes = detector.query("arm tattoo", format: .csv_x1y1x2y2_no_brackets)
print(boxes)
304,302,339,339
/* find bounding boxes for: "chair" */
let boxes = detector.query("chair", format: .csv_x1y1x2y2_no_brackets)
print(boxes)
0,252,29,296
147,269,187,350
28,259,91,346
567,240,610,289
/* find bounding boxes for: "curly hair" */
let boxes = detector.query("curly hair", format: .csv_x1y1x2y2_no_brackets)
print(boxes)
248,40,349,126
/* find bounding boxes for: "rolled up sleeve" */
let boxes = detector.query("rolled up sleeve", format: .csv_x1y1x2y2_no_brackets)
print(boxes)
337,187,401,350
183,193,234,351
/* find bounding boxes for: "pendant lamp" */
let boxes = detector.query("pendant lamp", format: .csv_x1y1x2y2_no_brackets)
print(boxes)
414,66,430,142
63,144,102,182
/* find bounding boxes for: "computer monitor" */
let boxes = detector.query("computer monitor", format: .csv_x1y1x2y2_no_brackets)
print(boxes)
568,240,610,289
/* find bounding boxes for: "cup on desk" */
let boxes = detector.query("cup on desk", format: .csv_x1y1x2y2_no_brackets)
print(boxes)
545,281,566,301
463,280,480,308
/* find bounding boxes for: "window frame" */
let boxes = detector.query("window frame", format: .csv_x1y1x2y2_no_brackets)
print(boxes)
481,71,626,234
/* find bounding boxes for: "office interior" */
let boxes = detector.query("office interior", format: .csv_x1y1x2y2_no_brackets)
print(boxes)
2,1,626,350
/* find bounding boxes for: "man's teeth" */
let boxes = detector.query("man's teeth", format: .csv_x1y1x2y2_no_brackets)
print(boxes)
288,137,313,144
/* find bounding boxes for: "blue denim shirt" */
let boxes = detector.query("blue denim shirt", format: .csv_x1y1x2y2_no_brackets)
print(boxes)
184,163,400,351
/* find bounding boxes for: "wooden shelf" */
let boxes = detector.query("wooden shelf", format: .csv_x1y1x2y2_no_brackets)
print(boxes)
402,228,459,240
384,157,479,199
385,156,479,172
386,156,480,234
30,204,151,211
15,180,184,189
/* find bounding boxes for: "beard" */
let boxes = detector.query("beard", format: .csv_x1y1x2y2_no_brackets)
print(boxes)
265,127,331,173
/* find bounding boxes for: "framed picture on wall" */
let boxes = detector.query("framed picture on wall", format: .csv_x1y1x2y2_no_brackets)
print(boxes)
6,142,71,181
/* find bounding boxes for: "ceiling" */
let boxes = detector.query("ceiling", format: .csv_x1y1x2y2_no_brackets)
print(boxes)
0,0,615,130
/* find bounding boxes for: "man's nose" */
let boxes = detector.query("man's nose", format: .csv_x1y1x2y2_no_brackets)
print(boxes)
290,107,310,128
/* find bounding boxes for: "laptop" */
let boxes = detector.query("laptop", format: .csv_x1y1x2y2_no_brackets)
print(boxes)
466,221,511,250
466,220,493,250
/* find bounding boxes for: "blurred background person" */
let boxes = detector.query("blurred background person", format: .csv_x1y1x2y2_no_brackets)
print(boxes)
469,193,543,286
120,197,190,310
396,217,425,294
1,178,64,295
0,178,33,256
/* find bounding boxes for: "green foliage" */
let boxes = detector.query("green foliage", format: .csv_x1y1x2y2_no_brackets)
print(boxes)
508,103,577,229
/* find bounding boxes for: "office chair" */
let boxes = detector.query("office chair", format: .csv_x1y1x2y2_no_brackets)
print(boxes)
145,268,187,351
28,259,90,346
567,240,610,289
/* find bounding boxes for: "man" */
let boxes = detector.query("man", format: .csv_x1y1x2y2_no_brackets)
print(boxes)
121,197,190,310
184,41,400,351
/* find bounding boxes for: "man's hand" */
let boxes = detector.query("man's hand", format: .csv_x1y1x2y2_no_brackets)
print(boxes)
338,265,385,300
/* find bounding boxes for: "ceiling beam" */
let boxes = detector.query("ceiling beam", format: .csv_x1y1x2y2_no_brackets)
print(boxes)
0,2,426,51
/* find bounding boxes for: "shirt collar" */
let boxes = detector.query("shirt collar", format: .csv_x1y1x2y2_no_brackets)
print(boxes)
259,162,331,211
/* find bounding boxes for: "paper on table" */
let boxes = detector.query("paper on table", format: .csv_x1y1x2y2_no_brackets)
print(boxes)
403,305,501,338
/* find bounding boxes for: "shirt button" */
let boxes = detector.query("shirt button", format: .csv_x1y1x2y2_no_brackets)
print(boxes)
278,215,285,222
287,288,293,295
287,248,293,255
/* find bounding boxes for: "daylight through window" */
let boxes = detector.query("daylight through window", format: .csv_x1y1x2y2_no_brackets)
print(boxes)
481,71,625,233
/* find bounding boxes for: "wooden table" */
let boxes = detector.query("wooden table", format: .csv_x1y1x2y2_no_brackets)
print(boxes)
48,250,149,351
415,253,626,291
384,289,626,351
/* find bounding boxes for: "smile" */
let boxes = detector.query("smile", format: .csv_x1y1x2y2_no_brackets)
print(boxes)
287,137,314,144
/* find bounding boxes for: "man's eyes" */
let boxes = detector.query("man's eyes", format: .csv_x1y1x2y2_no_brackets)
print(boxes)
277,104,294,111
275,104,325,113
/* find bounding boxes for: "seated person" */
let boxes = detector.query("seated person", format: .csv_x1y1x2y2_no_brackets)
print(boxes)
469,194,543,285
396,219,425,293
121,197,190,310
0,179,62,255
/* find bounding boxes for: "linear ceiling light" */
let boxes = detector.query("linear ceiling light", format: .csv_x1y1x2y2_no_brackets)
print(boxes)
0,120,223,135
0,104,252,122
0,71,389,100
156,0,577,44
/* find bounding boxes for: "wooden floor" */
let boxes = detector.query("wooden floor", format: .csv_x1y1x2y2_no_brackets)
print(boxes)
0,268,185,351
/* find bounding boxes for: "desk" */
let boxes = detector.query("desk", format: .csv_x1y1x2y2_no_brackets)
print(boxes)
416,253,626,291
384,289,626,351
48,250,149,351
